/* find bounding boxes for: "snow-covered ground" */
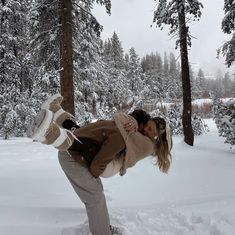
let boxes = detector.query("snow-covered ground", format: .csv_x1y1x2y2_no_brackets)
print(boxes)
0,119,234,235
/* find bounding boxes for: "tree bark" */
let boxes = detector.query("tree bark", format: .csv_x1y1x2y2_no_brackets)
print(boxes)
60,0,75,115
178,3,194,146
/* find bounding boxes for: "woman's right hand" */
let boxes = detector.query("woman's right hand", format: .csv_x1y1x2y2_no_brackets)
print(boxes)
124,117,138,133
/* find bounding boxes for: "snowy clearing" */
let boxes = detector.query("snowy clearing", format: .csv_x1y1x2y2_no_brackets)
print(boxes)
0,119,234,235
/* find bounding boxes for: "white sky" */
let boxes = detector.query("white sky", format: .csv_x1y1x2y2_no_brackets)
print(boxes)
93,0,235,78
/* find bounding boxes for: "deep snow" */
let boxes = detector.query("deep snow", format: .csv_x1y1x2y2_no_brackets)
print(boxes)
0,119,234,235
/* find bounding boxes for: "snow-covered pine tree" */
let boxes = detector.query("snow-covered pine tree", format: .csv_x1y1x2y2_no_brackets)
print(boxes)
29,0,61,102
102,39,112,64
166,103,208,136
223,72,233,97
163,52,169,76
73,2,109,123
60,0,111,114
167,53,182,100
169,52,177,77
126,47,144,106
219,0,235,67
141,52,162,73
110,32,125,70
141,52,180,105
215,69,225,98
0,0,30,138
167,103,183,135
192,113,209,136
102,32,130,110
141,52,164,103
212,96,235,149
28,0,111,120
192,68,206,98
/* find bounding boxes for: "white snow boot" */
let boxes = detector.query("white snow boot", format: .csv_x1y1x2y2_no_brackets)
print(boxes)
41,94,75,127
27,109,75,151
27,109,54,141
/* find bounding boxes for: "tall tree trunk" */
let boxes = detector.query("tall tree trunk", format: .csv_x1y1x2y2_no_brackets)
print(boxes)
60,0,75,115
178,3,194,146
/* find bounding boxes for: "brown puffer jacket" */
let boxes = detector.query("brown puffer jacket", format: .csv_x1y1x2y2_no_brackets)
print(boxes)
69,120,126,177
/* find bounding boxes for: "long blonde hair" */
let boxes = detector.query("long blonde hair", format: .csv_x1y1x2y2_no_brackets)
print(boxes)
151,117,173,173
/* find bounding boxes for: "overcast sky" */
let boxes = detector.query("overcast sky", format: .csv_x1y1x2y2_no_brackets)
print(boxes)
93,0,235,78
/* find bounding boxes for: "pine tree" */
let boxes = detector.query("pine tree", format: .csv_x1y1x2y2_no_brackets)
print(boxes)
0,0,30,138
110,32,125,69
102,39,112,64
163,52,169,75
29,0,61,94
167,103,208,136
197,69,205,87
153,0,203,146
169,52,177,76
73,4,107,122
223,72,231,97
194,68,206,98
102,32,129,110
219,0,235,67
141,53,164,105
212,95,235,149
214,69,224,97
168,52,182,100
127,47,143,96
29,0,111,115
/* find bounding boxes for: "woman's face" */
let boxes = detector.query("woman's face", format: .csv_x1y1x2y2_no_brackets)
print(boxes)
143,120,157,140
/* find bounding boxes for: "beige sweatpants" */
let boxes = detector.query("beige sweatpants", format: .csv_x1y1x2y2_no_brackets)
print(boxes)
58,151,111,235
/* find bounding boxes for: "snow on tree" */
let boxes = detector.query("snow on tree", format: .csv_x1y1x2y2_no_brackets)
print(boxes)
213,96,235,149
167,53,182,100
110,32,125,70
149,102,208,136
0,0,31,138
27,0,112,120
73,4,107,123
223,72,233,97
127,48,143,93
141,52,165,106
126,47,144,107
163,52,169,76
28,0,111,115
218,0,235,67
102,32,130,110
60,0,111,114
167,103,183,135
141,51,182,108
166,103,208,136
0,109,17,139
28,0,61,106
169,52,177,76
192,68,207,98
192,113,209,136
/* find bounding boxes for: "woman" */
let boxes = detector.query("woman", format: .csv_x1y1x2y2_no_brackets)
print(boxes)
28,94,172,235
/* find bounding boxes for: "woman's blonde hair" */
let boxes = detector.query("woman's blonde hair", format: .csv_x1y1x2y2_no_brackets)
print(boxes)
151,117,173,173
